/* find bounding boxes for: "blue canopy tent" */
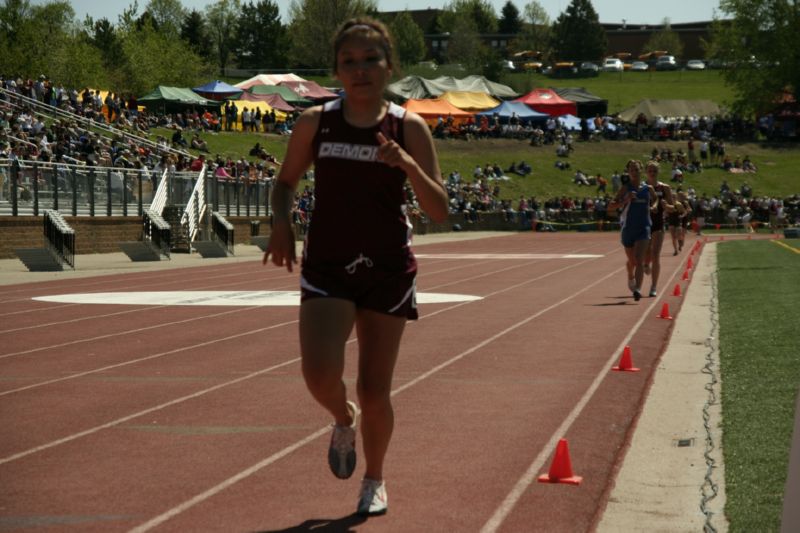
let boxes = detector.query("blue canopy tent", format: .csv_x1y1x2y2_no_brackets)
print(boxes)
192,80,244,101
558,114,594,131
475,100,549,124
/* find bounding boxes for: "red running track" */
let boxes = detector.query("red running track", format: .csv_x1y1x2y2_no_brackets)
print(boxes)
0,232,701,532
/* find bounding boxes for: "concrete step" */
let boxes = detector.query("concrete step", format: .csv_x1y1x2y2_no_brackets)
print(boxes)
192,240,231,258
118,241,167,262
250,236,269,251
14,248,67,271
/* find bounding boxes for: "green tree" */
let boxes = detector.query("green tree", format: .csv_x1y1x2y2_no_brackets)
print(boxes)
440,0,497,34
234,1,288,69
389,10,426,66
287,0,376,69
144,0,186,38
50,34,108,89
517,1,550,56
180,9,213,61
643,18,684,58
446,13,483,69
118,21,213,95
550,0,606,61
709,0,799,114
498,1,522,34
85,17,126,69
205,0,240,73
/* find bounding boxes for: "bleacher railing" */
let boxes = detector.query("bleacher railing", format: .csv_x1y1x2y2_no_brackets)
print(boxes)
2,159,275,220
211,211,234,255
142,208,171,258
43,209,75,268
180,165,207,242
150,167,169,216
0,86,191,160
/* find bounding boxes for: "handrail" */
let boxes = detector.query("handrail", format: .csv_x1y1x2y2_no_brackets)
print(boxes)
211,211,234,255
0,86,192,159
180,164,206,242
43,209,75,268
150,168,170,216
143,208,171,258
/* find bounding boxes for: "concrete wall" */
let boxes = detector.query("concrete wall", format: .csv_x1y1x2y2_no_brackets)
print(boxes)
0,212,542,260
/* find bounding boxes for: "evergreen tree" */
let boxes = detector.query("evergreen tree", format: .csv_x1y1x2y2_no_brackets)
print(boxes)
144,0,185,38
498,1,522,34
234,1,288,69
181,10,213,61
550,0,606,61
389,11,426,66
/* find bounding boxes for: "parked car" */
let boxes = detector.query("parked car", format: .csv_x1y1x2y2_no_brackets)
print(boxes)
603,57,624,72
579,61,600,75
630,61,649,72
686,59,706,71
501,60,516,71
655,55,679,71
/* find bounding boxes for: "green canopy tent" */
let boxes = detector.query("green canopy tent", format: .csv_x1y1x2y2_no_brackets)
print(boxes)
247,84,312,107
138,86,222,114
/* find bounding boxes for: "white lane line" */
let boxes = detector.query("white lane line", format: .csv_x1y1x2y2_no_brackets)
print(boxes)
416,253,604,259
479,256,688,533
0,318,298,398
0,356,300,466
127,259,616,533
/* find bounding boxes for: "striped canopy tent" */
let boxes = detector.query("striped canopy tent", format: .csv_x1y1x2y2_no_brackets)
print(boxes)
238,91,297,113
278,80,338,102
440,91,500,112
402,97,473,126
248,84,312,107
234,73,306,90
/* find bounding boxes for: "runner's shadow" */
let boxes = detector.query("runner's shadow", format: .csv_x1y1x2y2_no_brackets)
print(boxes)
589,301,629,306
255,513,368,533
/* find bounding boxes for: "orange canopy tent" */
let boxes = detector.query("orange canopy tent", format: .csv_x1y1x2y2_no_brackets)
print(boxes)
401,97,474,126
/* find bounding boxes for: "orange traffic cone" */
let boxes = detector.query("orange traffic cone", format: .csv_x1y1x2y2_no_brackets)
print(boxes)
681,270,690,281
612,345,640,372
657,302,673,320
687,256,693,270
673,283,682,297
538,438,583,485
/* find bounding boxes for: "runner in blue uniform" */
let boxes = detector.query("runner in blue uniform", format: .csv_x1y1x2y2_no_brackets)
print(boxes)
263,17,448,516
608,159,657,301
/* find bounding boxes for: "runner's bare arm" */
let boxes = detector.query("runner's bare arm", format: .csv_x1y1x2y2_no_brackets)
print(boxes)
263,107,321,271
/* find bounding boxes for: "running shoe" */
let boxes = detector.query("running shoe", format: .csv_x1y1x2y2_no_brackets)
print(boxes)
643,263,651,275
328,400,359,479
633,289,642,301
673,250,678,256
649,288,657,297
357,478,388,516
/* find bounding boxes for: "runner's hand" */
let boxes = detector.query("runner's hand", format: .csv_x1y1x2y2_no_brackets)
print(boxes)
376,132,413,171
262,223,296,272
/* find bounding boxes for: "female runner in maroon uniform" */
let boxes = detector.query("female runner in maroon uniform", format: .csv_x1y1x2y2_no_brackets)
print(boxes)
264,18,448,516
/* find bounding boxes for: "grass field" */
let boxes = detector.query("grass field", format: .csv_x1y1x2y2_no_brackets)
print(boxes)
717,240,800,531
166,128,800,202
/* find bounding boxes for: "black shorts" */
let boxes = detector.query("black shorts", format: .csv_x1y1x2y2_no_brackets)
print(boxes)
300,257,418,320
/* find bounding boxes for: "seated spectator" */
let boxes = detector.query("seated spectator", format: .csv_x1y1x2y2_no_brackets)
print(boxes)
189,154,206,172
554,160,571,171
191,133,209,152
596,174,607,193
556,142,569,157
742,155,756,172
171,127,187,148
573,169,591,186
